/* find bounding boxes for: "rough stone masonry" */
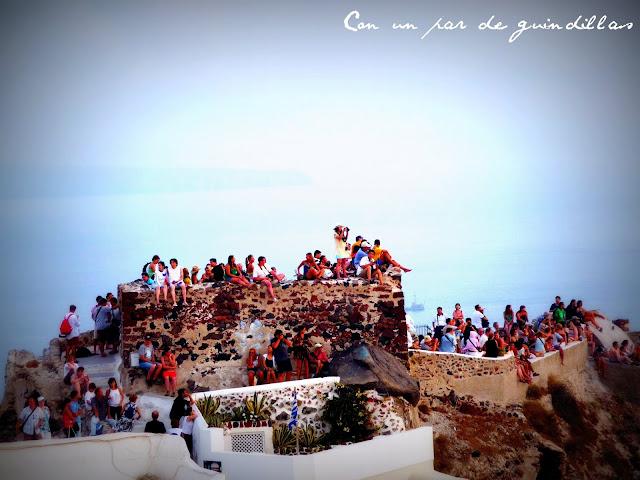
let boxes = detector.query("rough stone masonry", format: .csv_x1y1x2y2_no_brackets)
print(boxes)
118,273,408,391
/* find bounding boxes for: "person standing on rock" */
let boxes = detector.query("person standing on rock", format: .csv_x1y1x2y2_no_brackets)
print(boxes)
64,305,81,358
334,225,351,279
94,297,112,357
271,329,293,382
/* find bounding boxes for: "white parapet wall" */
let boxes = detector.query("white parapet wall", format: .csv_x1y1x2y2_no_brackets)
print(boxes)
0,433,222,480
197,426,451,480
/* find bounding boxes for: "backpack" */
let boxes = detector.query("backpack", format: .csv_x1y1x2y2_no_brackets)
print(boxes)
59,314,73,337
142,262,154,279
123,402,136,420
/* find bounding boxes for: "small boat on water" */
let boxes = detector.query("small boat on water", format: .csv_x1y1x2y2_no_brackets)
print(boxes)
406,296,424,312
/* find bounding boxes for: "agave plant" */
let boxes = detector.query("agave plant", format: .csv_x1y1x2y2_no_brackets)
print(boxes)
244,392,272,421
272,424,296,454
196,395,221,419
196,395,229,427
296,423,325,450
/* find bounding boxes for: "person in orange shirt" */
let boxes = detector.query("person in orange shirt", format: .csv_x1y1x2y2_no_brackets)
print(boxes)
372,239,411,272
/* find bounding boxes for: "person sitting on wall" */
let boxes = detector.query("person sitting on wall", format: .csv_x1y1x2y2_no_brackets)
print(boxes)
271,329,293,382
297,252,325,280
552,302,566,326
210,258,226,281
139,335,163,386
483,332,500,358
225,255,251,287
200,265,214,283
318,255,336,279
190,266,200,285
142,272,155,290
144,410,167,434
245,255,256,277
578,302,605,332
310,343,330,377
182,267,192,286
246,348,263,386
167,258,189,307
372,239,411,273
262,345,277,383
252,256,279,301
357,249,384,284
160,346,178,396
154,261,169,303
532,331,546,357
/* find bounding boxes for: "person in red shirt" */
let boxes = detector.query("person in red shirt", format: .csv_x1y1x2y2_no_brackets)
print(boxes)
310,343,329,377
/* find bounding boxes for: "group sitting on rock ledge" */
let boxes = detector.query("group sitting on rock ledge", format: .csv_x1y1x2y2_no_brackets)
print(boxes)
408,296,631,384
139,225,411,303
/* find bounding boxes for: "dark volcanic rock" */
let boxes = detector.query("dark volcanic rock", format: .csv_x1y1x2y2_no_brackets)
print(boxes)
328,343,419,405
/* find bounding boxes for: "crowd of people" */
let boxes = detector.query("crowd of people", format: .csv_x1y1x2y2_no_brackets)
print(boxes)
408,296,638,383
139,226,411,303
17,377,199,459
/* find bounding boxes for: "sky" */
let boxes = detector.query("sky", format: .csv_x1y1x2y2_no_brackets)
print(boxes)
0,0,639,391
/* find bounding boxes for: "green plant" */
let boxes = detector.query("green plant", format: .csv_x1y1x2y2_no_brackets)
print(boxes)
272,424,296,454
296,423,324,450
244,392,272,421
196,395,229,427
321,383,376,444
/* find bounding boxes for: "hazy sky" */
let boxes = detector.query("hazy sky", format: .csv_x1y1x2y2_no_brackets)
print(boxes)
0,0,639,375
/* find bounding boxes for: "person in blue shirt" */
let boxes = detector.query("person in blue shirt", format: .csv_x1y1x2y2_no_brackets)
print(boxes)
532,332,546,357
439,326,458,353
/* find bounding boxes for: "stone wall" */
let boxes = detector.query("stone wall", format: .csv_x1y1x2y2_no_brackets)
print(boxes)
119,276,407,392
409,341,588,404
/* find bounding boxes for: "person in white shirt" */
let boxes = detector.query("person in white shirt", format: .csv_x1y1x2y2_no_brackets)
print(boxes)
64,305,82,357
357,250,384,284
167,258,189,307
83,383,96,436
154,261,169,304
252,256,279,301
179,410,198,457
471,305,488,329
17,397,43,440
477,328,488,349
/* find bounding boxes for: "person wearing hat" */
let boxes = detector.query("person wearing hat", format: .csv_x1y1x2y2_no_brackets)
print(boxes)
37,396,51,439
310,343,329,377
139,335,162,386
352,240,371,269
439,325,458,353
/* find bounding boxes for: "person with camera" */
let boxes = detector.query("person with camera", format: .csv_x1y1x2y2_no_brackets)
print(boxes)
252,256,284,301
333,225,351,279
271,329,293,382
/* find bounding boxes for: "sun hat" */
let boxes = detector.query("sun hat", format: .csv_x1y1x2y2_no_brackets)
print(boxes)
191,266,200,273
37,396,45,402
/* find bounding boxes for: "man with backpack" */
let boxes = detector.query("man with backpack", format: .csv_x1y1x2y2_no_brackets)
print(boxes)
60,305,81,357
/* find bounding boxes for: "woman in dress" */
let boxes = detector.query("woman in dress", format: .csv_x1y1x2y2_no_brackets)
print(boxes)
503,305,515,333
292,327,310,380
